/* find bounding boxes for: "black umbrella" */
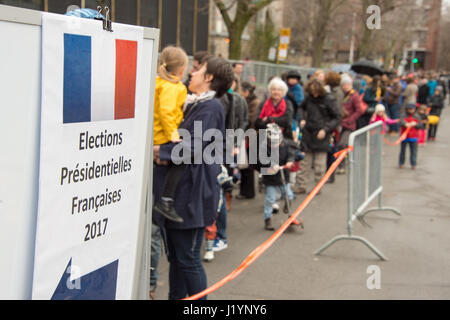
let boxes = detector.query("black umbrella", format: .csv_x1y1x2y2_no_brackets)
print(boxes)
351,60,384,76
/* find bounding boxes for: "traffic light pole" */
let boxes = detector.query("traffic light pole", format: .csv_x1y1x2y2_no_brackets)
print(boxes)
410,50,415,73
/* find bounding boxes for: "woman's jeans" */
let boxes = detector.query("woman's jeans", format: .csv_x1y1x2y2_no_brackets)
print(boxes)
150,223,162,291
399,140,418,167
166,227,207,300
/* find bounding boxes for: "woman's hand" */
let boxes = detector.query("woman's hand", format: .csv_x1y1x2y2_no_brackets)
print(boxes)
284,162,294,169
317,129,326,140
300,120,306,129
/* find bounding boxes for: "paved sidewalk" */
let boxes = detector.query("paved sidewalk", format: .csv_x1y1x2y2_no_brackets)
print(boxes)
153,104,450,300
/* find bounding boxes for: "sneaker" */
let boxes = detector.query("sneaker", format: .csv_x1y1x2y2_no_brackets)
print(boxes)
212,239,228,252
154,198,184,223
336,167,346,174
399,165,404,169
272,203,280,214
203,250,214,262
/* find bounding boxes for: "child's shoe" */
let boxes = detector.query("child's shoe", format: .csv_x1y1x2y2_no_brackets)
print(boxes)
212,238,228,252
154,198,184,223
204,239,215,261
264,218,275,231
203,250,214,262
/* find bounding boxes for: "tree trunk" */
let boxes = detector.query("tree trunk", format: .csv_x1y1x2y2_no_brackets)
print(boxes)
312,35,326,67
383,39,396,70
228,26,244,60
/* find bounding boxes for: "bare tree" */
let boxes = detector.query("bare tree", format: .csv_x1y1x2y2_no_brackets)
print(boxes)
310,0,347,67
283,0,347,67
213,0,274,59
356,0,400,61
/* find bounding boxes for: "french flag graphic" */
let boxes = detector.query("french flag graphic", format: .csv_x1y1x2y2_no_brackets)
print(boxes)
63,33,137,123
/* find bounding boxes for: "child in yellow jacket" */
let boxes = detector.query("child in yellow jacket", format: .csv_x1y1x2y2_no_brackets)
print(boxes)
153,46,188,223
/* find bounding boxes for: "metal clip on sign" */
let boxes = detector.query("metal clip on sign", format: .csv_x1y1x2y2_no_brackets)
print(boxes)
95,5,113,32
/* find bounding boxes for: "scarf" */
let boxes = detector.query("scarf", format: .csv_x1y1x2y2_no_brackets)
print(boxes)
182,90,216,112
259,98,286,119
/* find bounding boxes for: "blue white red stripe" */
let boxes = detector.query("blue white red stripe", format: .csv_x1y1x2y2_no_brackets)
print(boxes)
63,33,137,124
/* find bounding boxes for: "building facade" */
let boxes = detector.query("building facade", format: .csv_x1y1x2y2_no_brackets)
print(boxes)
0,0,210,55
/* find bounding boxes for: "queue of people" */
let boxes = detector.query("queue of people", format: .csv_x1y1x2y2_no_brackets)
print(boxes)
148,45,448,300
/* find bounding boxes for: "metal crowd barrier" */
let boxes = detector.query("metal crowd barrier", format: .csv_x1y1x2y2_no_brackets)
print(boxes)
314,121,401,261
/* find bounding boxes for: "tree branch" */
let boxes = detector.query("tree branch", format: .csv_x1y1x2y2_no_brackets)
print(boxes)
213,0,233,28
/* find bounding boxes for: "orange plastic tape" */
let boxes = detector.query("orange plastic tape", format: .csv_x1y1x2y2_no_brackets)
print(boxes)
383,126,411,146
183,146,353,300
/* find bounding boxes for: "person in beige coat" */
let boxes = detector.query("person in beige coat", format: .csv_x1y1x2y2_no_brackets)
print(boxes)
402,76,418,113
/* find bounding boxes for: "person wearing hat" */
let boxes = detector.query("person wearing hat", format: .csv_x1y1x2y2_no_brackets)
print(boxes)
399,104,423,169
369,104,400,134
285,70,304,122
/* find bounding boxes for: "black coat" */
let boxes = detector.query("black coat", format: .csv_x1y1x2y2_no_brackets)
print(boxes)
261,141,295,186
155,98,225,230
298,93,341,152
418,84,429,105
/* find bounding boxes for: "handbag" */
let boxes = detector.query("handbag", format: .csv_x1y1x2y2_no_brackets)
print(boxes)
237,140,249,169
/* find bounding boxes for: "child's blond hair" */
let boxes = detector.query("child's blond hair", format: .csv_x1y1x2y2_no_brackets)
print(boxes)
158,46,188,83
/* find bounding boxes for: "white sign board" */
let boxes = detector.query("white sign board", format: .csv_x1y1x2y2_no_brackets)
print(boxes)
32,13,153,300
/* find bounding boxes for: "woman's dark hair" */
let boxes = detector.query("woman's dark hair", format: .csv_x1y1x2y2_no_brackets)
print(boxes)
241,81,255,94
205,56,234,98
193,51,212,65
305,78,326,97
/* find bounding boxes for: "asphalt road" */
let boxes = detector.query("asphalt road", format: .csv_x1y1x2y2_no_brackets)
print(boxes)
154,101,450,300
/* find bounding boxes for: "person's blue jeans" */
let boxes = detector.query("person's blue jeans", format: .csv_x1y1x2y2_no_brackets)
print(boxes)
387,103,400,132
399,140,418,167
264,184,294,220
150,223,162,291
166,227,207,300
216,194,227,240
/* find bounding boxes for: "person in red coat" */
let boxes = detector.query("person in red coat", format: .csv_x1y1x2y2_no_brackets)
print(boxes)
399,104,424,169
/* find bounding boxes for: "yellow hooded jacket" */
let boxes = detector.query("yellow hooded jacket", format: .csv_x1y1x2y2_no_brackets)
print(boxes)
153,76,187,145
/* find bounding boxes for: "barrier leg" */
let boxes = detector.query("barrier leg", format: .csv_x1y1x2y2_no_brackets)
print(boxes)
356,193,401,228
314,235,388,261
